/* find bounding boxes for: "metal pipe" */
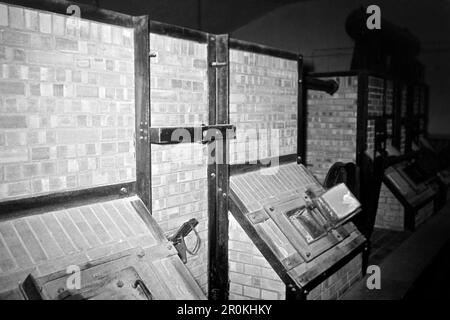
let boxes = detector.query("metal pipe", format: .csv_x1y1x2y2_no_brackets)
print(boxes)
305,76,339,95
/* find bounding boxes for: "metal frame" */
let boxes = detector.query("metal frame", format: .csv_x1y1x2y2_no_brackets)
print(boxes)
229,39,298,61
228,164,368,300
0,0,139,217
230,154,298,176
149,125,236,145
382,172,436,231
0,0,135,27
297,55,306,165
0,182,135,220
227,40,304,166
150,20,208,43
134,15,152,208
228,184,307,300
207,34,231,301
307,70,399,168
392,80,405,150
227,43,309,300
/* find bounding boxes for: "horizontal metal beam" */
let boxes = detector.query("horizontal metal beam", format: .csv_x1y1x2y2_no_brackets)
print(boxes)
229,38,299,61
0,182,136,220
150,20,209,43
230,154,299,176
1,0,135,27
149,125,236,145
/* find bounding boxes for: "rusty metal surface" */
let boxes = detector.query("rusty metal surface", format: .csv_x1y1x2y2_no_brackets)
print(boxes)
0,196,206,300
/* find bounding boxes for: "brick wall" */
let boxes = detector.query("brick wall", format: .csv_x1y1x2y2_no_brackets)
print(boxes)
0,3,135,202
375,184,404,231
229,213,363,300
149,33,209,293
228,49,298,299
307,253,363,300
375,185,435,231
229,49,298,164
306,76,358,182
228,214,286,300
367,76,384,117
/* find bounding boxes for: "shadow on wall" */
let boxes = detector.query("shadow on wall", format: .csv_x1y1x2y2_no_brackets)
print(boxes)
231,0,450,136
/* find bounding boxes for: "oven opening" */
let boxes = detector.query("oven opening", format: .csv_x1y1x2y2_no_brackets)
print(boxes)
285,206,327,244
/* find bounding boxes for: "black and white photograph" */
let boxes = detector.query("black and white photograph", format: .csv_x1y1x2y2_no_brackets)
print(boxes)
0,0,449,308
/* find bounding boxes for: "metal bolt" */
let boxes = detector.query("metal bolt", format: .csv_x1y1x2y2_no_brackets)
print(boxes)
120,187,128,195
222,193,227,198
218,187,223,193
306,252,311,258
268,206,274,211
117,280,124,288
210,173,216,178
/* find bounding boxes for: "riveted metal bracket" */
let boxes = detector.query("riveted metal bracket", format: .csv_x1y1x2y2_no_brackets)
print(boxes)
139,121,149,141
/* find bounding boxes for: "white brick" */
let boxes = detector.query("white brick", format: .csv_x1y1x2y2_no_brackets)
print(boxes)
52,14,65,35
9,6,24,29
39,13,52,33
243,286,260,299
24,9,38,31
0,4,8,26
101,25,112,43
261,289,279,300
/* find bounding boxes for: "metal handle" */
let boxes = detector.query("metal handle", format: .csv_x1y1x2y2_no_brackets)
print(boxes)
133,279,153,300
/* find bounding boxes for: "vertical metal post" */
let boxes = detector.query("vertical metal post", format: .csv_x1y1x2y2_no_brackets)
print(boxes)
392,80,403,150
297,55,306,165
405,84,414,153
134,16,152,209
207,34,230,300
423,85,430,137
356,72,369,167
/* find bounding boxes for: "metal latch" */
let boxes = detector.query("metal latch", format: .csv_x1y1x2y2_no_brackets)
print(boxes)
211,61,228,67
168,218,201,264
149,124,236,145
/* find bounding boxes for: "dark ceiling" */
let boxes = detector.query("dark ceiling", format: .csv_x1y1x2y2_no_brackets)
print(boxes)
74,0,304,33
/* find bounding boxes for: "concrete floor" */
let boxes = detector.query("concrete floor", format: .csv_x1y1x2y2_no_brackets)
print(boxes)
342,203,450,300
369,228,412,266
